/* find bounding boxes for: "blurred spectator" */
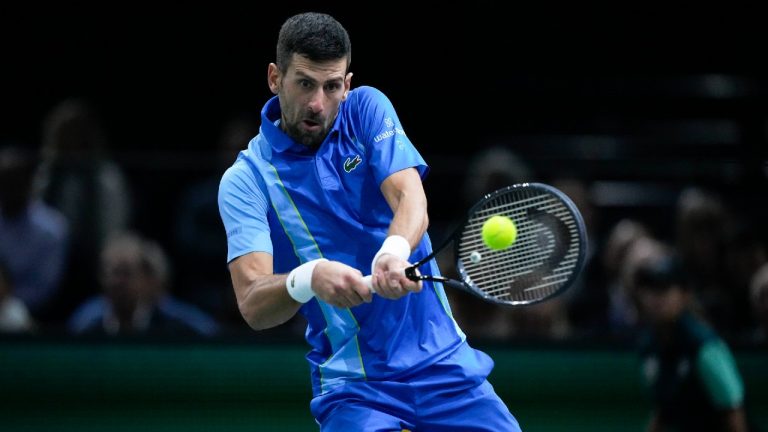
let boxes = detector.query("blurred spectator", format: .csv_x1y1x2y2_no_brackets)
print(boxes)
37,98,132,318
0,259,35,333
723,222,768,335
462,145,535,202
631,247,751,432
173,113,258,327
601,219,652,335
748,263,768,345
675,187,734,335
0,143,69,320
621,236,676,311
68,232,219,337
549,177,604,337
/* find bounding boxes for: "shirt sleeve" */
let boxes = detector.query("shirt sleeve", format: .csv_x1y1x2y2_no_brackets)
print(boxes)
352,86,429,186
218,163,273,263
696,339,745,409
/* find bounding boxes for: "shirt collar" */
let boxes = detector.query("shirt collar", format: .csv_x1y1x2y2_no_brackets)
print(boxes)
260,96,343,154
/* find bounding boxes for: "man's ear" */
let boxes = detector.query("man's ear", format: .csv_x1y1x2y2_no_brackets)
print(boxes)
268,63,280,95
342,72,353,100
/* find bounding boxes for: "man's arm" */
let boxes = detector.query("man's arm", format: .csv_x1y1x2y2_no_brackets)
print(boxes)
644,412,662,432
229,252,300,331
723,407,748,432
230,252,373,330
382,168,429,247
371,167,428,298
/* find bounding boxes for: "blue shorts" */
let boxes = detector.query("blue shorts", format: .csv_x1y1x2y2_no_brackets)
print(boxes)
310,343,521,431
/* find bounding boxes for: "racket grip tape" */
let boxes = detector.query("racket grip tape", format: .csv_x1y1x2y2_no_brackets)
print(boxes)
362,268,409,294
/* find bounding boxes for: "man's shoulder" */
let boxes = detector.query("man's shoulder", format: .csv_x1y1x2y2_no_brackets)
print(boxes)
345,86,395,128
28,200,68,240
219,144,260,188
221,157,251,180
157,296,219,336
68,296,108,333
219,162,258,201
349,85,388,105
218,150,270,203
680,312,718,346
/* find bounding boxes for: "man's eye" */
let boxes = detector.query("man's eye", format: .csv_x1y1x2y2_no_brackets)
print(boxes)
300,80,313,88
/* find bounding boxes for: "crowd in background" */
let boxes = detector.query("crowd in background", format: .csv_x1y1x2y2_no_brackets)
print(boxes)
441,145,768,349
1,98,767,349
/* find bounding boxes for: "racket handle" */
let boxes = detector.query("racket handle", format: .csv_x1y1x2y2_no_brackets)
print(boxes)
362,275,375,293
361,268,409,294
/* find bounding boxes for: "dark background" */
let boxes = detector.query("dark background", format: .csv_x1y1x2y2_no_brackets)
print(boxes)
3,3,766,230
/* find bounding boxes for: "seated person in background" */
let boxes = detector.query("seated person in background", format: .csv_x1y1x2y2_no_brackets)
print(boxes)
602,219,653,334
748,263,768,345
37,98,133,319
68,232,219,337
0,260,35,333
0,143,69,321
675,187,735,335
630,246,751,432
173,113,259,327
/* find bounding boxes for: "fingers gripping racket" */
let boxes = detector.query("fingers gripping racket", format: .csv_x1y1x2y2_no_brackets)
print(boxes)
365,183,588,306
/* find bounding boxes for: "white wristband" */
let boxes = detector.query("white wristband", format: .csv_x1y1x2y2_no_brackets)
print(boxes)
286,258,327,303
371,235,411,275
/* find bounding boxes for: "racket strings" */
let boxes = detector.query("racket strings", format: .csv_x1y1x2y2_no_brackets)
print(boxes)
457,190,583,304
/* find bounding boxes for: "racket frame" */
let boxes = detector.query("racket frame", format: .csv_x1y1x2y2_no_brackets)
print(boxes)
404,182,588,306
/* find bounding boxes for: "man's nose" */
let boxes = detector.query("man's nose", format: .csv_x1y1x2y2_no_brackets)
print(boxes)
307,89,324,113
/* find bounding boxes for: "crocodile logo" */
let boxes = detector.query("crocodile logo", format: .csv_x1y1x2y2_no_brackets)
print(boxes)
344,155,362,173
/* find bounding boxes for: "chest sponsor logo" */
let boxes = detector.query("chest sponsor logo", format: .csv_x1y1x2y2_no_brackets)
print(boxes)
344,155,362,173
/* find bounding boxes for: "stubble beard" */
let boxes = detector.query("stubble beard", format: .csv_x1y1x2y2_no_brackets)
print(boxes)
283,119,325,149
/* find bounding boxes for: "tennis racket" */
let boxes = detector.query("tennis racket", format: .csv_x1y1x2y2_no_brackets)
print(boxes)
364,182,588,306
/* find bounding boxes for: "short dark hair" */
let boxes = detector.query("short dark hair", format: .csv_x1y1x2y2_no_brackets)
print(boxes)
276,12,351,73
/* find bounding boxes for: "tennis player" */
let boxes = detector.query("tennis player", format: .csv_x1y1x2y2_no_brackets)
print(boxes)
218,11,520,432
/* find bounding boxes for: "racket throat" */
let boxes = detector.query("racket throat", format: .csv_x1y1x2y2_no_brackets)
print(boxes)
404,266,444,283
404,266,421,282
405,269,467,292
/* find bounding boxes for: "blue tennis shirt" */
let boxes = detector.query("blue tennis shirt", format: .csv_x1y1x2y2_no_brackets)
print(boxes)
219,86,467,396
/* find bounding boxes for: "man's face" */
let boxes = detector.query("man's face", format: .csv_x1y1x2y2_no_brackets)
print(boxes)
269,54,351,148
101,250,156,315
636,285,688,325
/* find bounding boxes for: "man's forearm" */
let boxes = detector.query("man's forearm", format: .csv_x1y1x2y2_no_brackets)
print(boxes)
237,274,302,330
387,188,428,249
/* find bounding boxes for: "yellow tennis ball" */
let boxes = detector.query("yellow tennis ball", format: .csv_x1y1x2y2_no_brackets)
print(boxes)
482,215,517,250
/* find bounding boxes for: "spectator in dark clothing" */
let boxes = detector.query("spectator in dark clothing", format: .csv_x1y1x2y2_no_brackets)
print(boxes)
630,246,751,432
68,232,218,337
0,144,69,321
0,259,35,333
748,263,768,346
38,98,132,319
172,113,258,327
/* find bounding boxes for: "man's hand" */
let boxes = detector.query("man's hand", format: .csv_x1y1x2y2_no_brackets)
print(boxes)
371,253,422,299
311,261,373,308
